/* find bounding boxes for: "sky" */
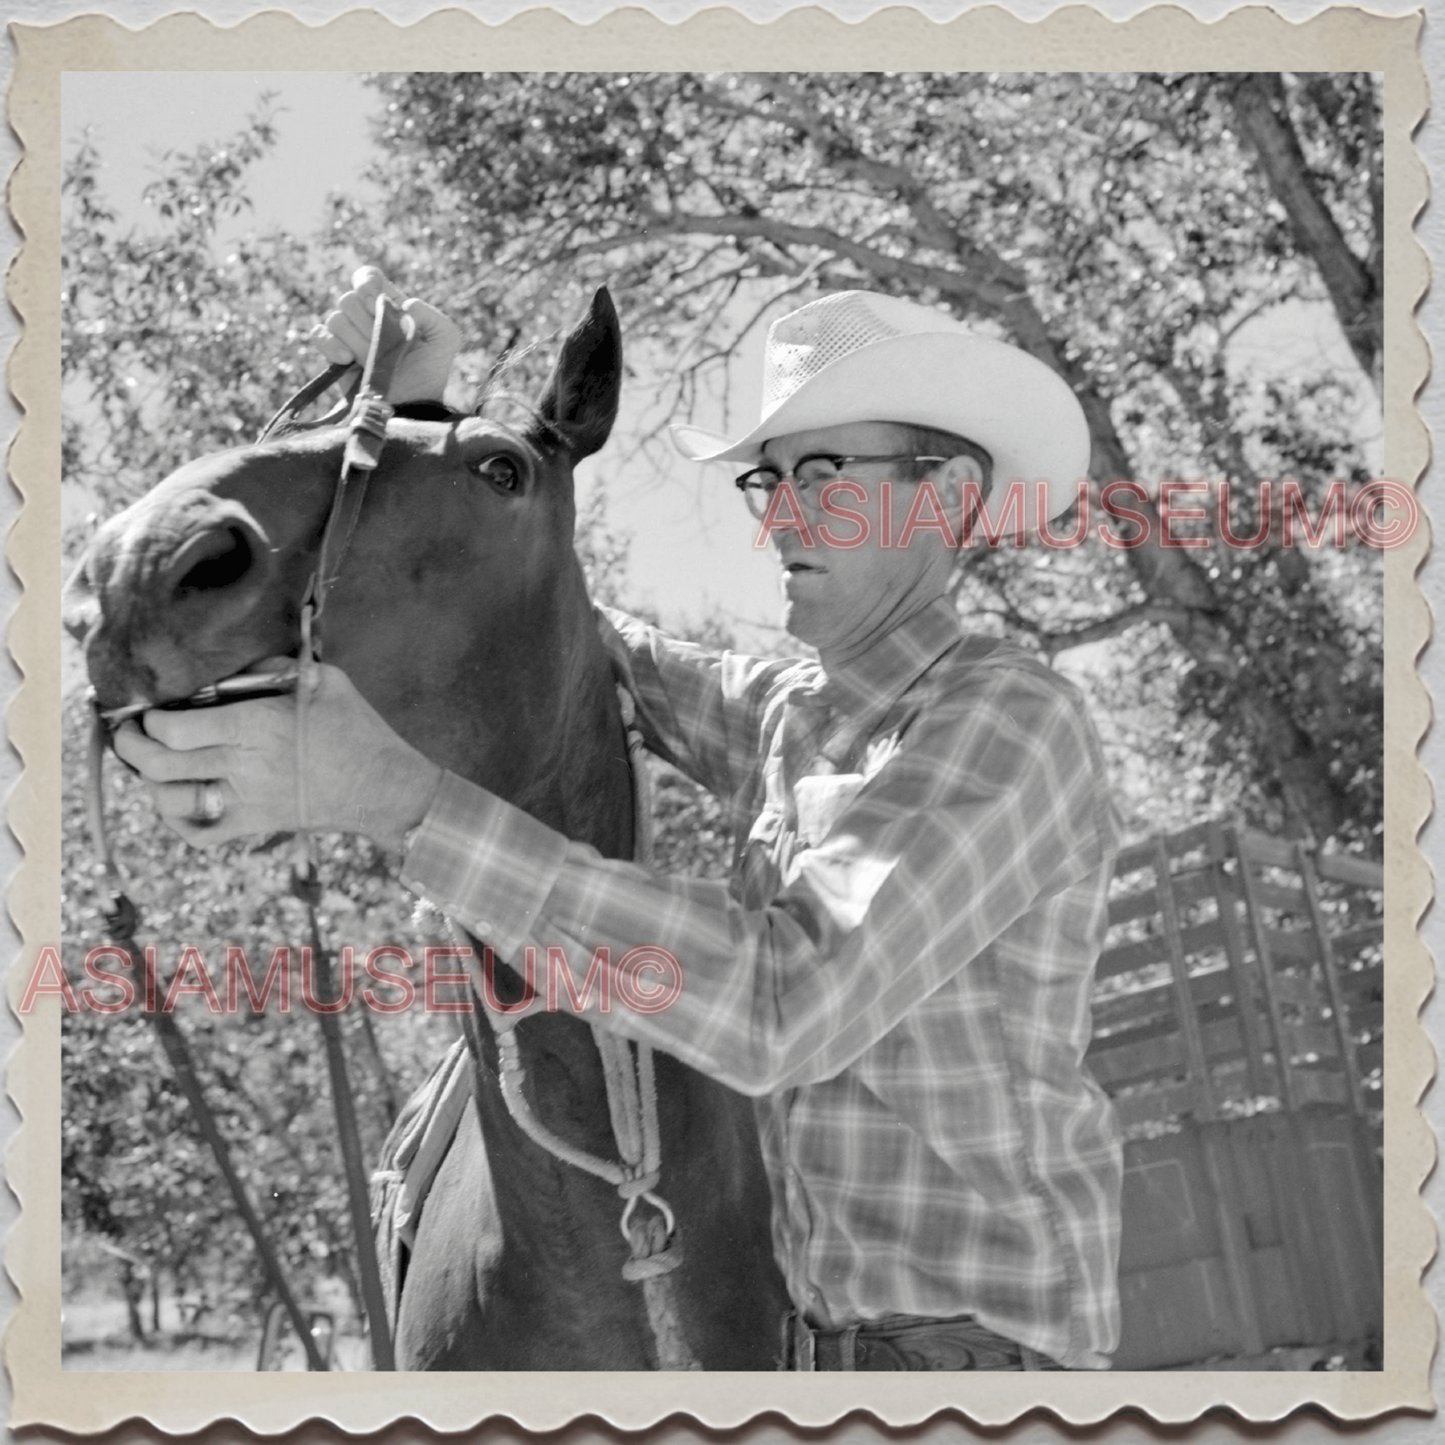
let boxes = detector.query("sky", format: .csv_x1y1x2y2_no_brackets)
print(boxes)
61,72,378,244
62,71,1378,650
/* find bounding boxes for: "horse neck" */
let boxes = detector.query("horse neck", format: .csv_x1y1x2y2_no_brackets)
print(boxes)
460,556,634,863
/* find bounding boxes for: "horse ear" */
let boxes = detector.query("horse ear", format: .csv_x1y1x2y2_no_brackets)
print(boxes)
532,288,622,463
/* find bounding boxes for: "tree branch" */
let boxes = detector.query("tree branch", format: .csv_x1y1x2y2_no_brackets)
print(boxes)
1035,603,1196,657
1220,73,1381,389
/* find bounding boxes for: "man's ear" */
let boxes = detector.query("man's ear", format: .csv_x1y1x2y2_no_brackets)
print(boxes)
935,453,988,543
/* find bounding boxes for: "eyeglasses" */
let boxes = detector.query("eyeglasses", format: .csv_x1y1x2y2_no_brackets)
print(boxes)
734,453,948,520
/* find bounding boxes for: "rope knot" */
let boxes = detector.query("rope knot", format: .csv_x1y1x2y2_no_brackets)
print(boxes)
616,1170,661,1200
621,1241,684,1281
622,1201,684,1279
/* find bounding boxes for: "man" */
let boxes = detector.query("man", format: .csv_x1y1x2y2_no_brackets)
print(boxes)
117,272,1122,1371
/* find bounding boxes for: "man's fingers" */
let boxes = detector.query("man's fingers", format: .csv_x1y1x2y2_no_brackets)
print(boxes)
401,298,462,351
316,268,414,369
351,265,405,305
111,720,173,774
141,707,229,751
320,304,371,364
152,778,231,822
316,268,457,405
310,325,358,367
113,720,231,782
139,738,234,784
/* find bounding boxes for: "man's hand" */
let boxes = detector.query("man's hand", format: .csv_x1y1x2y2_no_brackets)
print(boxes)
112,660,444,852
312,265,461,406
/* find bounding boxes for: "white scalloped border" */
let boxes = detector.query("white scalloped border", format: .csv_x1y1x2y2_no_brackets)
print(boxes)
3,4,1433,1433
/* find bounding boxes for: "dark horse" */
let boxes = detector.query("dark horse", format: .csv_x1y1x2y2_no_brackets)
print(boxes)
63,291,788,1368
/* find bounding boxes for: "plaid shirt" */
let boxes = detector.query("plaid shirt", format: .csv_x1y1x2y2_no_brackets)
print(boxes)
402,597,1123,1368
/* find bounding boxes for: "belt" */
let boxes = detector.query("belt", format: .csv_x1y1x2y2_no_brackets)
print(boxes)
783,1311,1064,1372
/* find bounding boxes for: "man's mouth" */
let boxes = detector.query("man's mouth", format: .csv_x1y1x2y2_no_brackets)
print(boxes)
783,559,825,574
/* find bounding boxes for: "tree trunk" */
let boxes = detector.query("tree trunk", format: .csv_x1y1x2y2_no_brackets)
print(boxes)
121,1261,146,1343
1220,73,1382,391
992,288,1351,838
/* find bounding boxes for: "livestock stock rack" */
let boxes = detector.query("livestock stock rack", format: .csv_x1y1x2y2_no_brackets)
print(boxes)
1086,821,1385,1368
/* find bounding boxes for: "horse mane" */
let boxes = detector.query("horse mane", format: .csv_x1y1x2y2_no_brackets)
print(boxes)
474,389,569,451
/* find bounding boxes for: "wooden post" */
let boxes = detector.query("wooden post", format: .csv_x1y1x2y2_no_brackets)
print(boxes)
1206,821,1272,1100
1231,826,1299,1113
1152,837,1217,1120
1295,844,1366,1115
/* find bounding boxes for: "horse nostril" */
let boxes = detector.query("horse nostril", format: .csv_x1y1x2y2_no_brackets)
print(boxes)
172,526,256,595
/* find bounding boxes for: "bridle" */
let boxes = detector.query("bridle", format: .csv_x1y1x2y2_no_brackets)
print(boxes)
81,297,695,1370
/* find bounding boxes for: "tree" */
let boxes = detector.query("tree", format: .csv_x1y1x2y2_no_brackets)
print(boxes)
348,71,1383,847
62,103,345,523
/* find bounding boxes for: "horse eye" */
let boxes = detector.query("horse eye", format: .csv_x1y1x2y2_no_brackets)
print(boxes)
474,454,522,492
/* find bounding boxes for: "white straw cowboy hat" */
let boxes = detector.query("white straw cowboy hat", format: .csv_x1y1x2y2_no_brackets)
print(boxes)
671,291,1091,525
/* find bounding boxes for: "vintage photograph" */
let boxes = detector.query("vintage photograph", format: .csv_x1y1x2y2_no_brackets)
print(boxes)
6,5,1430,1434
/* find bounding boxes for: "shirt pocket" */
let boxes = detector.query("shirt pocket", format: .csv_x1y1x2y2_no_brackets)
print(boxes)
792,772,868,848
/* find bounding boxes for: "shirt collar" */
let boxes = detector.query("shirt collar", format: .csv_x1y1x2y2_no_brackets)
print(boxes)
809,595,964,722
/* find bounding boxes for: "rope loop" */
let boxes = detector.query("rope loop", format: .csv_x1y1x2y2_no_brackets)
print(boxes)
620,1188,676,1247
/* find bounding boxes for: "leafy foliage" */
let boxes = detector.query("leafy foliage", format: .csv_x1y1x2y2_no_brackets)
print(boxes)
62,104,346,526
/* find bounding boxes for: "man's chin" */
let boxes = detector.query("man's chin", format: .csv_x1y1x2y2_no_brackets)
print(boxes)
778,597,827,652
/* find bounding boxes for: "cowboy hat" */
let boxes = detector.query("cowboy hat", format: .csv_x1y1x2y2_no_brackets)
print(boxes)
671,291,1091,524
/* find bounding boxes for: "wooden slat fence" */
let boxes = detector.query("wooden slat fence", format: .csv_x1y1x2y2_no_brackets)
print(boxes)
1086,822,1384,1368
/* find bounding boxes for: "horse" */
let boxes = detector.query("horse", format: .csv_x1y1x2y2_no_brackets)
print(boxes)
62,289,789,1369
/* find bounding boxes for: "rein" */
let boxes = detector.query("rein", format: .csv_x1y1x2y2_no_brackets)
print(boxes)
271,296,415,1373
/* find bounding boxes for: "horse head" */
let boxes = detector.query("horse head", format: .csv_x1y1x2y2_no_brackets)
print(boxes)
65,289,627,839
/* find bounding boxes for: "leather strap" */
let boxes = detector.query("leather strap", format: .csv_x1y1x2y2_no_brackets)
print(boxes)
307,297,416,649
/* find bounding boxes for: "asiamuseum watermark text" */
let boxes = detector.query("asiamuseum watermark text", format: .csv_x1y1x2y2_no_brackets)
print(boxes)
752,478,1418,550
20,943,682,1016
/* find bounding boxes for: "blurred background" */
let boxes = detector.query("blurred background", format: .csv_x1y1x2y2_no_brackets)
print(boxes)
59,71,1385,1372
